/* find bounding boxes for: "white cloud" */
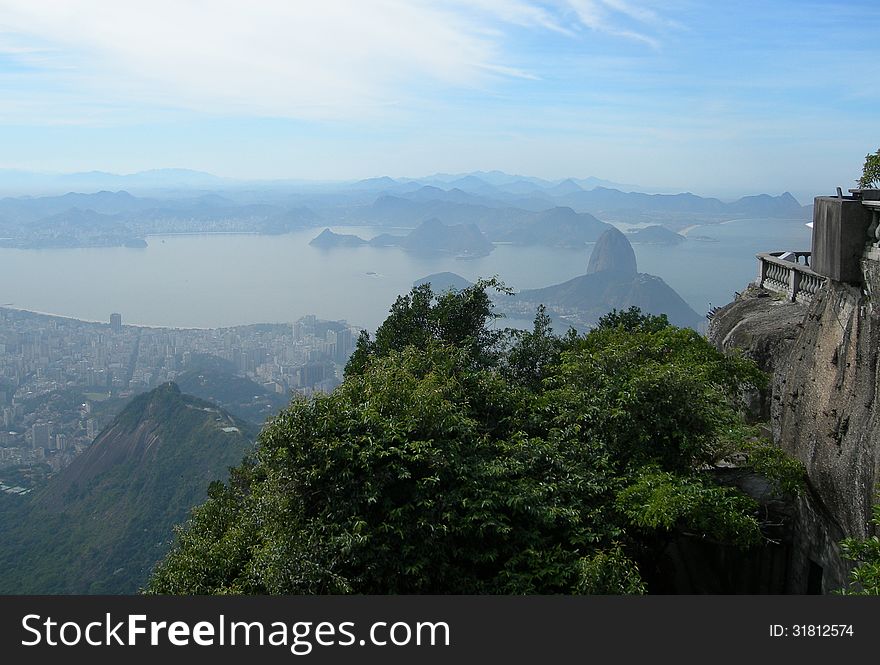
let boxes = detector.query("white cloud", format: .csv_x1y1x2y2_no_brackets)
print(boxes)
446,0,575,35
0,0,674,121
562,0,667,48
598,0,681,29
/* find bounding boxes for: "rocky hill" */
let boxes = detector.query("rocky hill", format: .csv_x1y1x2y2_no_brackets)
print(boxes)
512,228,701,329
586,226,638,275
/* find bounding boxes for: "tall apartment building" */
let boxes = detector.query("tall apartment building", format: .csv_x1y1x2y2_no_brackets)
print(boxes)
31,422,51,450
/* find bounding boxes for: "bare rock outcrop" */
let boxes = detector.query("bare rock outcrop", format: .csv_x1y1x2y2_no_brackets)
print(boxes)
586,227,637,275
707,286,807,420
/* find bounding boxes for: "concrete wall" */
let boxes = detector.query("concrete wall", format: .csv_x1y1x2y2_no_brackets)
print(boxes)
785,489,851,593
811,197,872,284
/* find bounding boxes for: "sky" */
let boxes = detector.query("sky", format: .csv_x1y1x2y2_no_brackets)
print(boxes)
0,0,878,200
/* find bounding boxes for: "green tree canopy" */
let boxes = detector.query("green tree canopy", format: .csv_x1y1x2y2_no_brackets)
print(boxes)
147,290,775,595
345,277,510,377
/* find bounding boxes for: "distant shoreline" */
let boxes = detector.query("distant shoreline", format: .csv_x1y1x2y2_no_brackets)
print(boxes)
678,224,702,237
679,216,805,237
143,231,262,237
0,305,291,332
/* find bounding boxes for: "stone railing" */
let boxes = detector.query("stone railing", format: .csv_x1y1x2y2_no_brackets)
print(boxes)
756,252,825,303
863,199,880,261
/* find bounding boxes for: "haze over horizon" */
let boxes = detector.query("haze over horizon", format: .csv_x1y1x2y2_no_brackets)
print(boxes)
1,1,878,202
0,165,810,203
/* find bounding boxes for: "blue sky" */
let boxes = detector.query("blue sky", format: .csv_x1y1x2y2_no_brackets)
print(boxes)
0,0,878,200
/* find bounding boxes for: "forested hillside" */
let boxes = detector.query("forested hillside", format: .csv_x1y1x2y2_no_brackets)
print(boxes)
0,383,255,593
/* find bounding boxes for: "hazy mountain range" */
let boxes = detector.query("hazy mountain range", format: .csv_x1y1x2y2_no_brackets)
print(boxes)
0,168,232,196
0,168,641,197
0,169,810,250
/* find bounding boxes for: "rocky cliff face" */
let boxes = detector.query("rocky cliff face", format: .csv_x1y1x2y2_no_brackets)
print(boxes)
771,270,879,539
708,262,880,592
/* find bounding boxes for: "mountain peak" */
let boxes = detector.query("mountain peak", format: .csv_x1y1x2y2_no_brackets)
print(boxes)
549,179,584,195
586,227,637,276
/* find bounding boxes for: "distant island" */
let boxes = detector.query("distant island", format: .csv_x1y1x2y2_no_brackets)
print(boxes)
497,206,611,247
626,225,685,245
310,218,494,257
413,272,474,292
309,228,367,248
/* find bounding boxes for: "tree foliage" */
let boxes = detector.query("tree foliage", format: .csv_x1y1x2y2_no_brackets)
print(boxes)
839,499,880,595
147,294,772,595
858,148,880,189
344,278,510,377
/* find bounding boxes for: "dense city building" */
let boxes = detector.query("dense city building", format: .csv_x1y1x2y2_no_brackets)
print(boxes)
0,307,359,486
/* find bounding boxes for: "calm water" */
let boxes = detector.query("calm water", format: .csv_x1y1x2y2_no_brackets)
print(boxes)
0,218,811,331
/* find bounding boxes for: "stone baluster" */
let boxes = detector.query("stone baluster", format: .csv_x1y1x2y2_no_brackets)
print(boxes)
789,266,801,302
